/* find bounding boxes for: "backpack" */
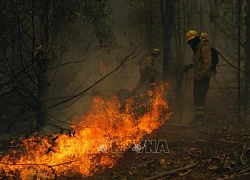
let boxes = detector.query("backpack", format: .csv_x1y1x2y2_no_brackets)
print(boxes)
200,45,219,73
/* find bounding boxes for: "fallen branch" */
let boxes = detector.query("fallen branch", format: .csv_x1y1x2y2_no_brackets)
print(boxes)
0,160,76,168
189,152,220,160
143,161,199,180
238,166,250,175
240,145,247,165
215,172,250,180
218,139,243,145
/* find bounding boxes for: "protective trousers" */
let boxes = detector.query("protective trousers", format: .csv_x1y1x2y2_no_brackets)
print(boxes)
193,77,210,121
135,69,156,90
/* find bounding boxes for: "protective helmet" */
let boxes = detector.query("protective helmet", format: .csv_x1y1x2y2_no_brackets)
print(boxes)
200,32,209,40
151,48,161,55
186,30,199,42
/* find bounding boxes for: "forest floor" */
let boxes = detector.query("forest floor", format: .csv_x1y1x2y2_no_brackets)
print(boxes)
85,73,250,180
84,116,250,180
1,72,250,180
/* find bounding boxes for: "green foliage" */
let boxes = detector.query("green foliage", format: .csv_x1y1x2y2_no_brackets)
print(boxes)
126,0,146,27
48,0,113,46
125,0,163,46
82,0,113,46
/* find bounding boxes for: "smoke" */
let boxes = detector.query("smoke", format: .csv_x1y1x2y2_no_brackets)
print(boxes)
44,1,144,134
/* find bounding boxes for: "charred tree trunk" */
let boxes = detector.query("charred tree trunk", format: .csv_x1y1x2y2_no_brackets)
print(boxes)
145,0,153,50
161,0,175,79
208,0,219,43
243,0,250,118
36,0,50,132
237,0,242,123
175,0,184,109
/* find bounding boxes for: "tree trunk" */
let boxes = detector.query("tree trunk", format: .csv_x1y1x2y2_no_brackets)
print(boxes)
242,0,250,117
208,0,219,44
161,0,175,79
237,0,242,123
36,0,50,132
145,0,153,50
175,0,184,109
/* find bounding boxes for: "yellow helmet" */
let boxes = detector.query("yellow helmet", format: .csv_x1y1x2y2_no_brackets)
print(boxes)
186,30,199,42
200,32,209,40
151,48,161,55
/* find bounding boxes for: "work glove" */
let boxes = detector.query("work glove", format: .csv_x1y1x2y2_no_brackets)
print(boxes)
183,64,193,72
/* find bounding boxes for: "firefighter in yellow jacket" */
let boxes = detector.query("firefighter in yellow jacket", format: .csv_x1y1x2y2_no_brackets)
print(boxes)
200,32,209,44
184,30,212,122
132,48,161,93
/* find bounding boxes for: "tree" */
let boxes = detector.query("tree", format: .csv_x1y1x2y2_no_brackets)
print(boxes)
0,0,113,136
174,0,185,111
145,0,154,50
242,0,250,118
208,0,220,42
161,0,175,78
125,0,162,50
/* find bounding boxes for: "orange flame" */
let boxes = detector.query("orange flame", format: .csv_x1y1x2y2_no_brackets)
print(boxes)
0,83,173,179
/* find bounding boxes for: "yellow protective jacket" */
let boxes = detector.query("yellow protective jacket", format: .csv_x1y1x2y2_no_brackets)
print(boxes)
138,54,155,71
192,41,212,78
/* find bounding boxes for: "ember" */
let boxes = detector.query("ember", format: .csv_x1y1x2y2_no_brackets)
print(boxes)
0,83,172,179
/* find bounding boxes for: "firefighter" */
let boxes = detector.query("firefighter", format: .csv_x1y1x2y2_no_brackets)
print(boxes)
200,32,209,44
184,30,212,122
200,32,219,74
132,48,161,94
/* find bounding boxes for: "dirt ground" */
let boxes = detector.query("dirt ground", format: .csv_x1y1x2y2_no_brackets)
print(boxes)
1,72,250,180
83,120,250,180
84,73,250,180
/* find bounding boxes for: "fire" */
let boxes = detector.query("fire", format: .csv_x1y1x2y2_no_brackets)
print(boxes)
0,83,173,179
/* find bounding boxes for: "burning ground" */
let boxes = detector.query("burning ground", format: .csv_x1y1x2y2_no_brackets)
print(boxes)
1,83,250,180
0,83,172,179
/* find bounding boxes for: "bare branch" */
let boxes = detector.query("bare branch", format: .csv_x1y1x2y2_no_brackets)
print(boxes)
49,51,137,111
143,161,199,180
